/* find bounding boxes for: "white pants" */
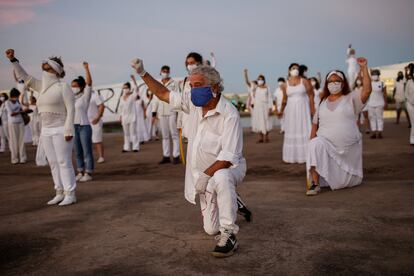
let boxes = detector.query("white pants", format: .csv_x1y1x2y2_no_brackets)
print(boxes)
406,102,414,144
41,128,76,192
8,123,27,164
159,114,179,158
91,121,103,143
368,106,384,131
199,160,246,235
0,124,8,152
122,122,139,151
30,119,40,146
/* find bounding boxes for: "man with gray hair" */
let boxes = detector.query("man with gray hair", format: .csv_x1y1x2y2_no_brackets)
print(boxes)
131,58,250,258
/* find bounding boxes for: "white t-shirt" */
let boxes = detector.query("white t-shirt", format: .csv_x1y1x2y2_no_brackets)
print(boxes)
74,86,92,125
88,91,104,123
394,79,405,102
6,100,23,124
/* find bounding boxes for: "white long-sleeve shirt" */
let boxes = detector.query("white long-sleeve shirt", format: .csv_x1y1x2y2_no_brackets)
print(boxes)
74,86,92,125
5,100,23,124
11,61,75,136
152,79,177,116
169,90,245,204
119,89,137,124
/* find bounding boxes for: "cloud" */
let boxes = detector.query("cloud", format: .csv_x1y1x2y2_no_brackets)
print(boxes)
0,0,53,28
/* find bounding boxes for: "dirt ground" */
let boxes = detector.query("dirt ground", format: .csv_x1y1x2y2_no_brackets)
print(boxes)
0,119,413,275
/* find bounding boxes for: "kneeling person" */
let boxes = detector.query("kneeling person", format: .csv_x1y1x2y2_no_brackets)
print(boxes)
132,59,250,258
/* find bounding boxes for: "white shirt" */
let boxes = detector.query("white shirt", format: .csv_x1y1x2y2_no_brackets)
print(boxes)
74,86,92,125
119,89,137,124
367,81,385,107
88,91,104,123
5,100,23,124
346,56,358,74
394,79,406,102
405,79,414,105
152,79,177,116
169,90,245,204
273,87,284,110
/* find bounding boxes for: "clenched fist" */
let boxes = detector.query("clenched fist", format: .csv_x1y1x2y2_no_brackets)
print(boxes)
131,58,146,77
357,57,367,68
5,49,15,60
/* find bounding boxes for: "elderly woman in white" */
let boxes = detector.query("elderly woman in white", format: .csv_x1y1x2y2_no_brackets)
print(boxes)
306,57,372,196
131,59,251,258
6,49,76,206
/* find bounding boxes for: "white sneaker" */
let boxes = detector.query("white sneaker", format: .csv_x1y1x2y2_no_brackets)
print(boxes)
97,157,105,164
306,183,321,196
58,191,77,206
76,173,83,181
80,173,93,182
47,190,64,205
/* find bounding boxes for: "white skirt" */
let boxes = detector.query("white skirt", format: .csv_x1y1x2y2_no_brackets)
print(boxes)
252,103,272,134
307,136,363,190
282,97,311,163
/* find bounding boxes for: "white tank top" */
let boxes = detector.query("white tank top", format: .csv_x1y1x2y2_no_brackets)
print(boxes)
367,81,385,107
286,79,307,99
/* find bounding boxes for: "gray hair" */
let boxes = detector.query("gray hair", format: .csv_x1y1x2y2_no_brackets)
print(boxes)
190,65,224,93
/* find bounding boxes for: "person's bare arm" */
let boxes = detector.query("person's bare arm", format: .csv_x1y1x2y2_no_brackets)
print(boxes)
244,69,251,87
310,123,318,139
358,58,372,104
204,160,232,177
304,79,315,116
383,86,388,108
84,62,92,86
130,74,138,87
281,84,288,113
131,58,170,103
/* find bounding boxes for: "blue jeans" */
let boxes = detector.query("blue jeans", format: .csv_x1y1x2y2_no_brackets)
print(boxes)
74,124,94,174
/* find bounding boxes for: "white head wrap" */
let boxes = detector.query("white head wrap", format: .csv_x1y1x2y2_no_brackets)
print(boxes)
327,70,345,81
42,59,63,75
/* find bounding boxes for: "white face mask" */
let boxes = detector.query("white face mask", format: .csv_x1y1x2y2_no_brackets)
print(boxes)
161,72,170,79
278,81,284,87
187,64,198,73
356,80,362,86
123,88,131,94
372,75,380,81
72,87,80,94
311,80,316,87
257,80,265,86
327,82,343,95
290,69,299,77
0,97,5,102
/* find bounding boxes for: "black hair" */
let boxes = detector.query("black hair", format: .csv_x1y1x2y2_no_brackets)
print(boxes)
10,88,20,98
288,63,299,70
277,77,285,82
48,56,65,78
186,52,203,65
0,93,9,102
123,82,131,89
72,76,86,90
161,65,170,72
397,71,404,82
407,63,414,79
371,69,381,76
299,64,308,77
257,75,266,84
309,77,320,90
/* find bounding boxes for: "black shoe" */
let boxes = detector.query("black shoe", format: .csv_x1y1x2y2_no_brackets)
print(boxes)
122,150,128,153
133,150,139,152
159,157,171,164
211,230,238,258
172,157,181,164
237,195,252,222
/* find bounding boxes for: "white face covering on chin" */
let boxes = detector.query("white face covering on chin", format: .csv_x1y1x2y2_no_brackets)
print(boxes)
41,71,59,92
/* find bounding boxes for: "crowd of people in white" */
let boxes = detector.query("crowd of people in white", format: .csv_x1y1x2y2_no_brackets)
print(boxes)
0,46,413,257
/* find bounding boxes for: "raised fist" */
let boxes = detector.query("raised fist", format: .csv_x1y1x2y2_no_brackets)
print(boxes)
5,49,15,60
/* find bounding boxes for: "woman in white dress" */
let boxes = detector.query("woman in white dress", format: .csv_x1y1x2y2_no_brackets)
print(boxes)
130,75,150,144
281,63,315,163
393,71,409,125
310,77,323,110
244,69,273,143
405,63,414,145
273,78,285,133
29,93,40,146
119,82,139,152
367,69,387,139
306,58,372,196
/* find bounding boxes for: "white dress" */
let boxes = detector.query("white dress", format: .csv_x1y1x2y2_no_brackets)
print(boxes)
273,87,284,131
307,90,365,190
283,79,311,163
251,86,273,134
135,97,150,142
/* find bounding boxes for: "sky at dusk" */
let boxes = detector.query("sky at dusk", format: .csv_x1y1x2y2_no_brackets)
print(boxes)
0,0,413,92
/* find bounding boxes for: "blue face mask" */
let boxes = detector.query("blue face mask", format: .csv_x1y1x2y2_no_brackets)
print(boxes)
191,86,214,107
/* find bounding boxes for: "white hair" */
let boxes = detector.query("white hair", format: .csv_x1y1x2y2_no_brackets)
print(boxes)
190,65,224,93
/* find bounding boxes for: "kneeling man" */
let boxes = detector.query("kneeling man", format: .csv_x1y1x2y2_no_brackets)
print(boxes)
131,58,250,257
